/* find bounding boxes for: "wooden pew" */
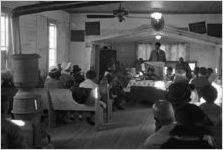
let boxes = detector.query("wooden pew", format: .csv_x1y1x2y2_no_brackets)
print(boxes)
48,88,104,130
99,83,113,123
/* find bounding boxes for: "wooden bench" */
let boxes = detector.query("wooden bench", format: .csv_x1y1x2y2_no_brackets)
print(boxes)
48,88,106,130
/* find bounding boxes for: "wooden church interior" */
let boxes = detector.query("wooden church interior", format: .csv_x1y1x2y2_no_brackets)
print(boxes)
1,1,222,149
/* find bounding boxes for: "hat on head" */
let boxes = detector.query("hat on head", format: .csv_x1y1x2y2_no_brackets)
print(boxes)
49,66,58,72
175,103,213,126
166,82,191,105
72,65,81,73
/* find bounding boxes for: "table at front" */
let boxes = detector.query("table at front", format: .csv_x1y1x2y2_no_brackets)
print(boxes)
124,80,168,104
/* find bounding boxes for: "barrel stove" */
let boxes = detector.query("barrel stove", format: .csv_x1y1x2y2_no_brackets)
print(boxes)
11,54,42,147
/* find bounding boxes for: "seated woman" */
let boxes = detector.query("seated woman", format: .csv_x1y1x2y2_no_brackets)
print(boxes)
71,65,85,87
1,69,15,88
161,103,215,149
165,67,174,81
145,67,159,80
44,67,64,89
60,62,74,88
200,85,221,126
142,100,176,149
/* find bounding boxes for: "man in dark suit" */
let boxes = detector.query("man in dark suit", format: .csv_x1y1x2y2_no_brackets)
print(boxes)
149,42,166,62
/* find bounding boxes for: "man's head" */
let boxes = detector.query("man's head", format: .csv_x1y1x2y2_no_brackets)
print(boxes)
179,57,184,63
198,67,207,77
153,100,175,126
167,67,173,75
155,42,161,50
206,68,214,78
147,67,155,75
166,82,192,109
201,85,217,103
86,70,97,81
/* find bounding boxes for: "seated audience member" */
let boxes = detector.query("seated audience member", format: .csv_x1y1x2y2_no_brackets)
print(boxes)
191,67,211,98
44,67,64,89
166,82,192,110
153,100,175,131
142,100,176,149
207,68,217,83
166,82,194,109
60,62,74,88
174,67,189,83
110,72,125,110
175,57,192,80
71,65,85,87
1,95,27,149
165,67,174,81
161,103,215,149
79,70,106,125
1,69,15,88
145,67,159,80
200,85,221,126
190,66,200,82
57,63,62,73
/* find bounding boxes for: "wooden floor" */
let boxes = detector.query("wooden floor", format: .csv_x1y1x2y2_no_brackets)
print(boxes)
49,103,155,149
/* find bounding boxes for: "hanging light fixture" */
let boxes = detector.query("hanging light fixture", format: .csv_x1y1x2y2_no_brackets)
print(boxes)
150,11,164,31
155,34,162,40
151,12,162,20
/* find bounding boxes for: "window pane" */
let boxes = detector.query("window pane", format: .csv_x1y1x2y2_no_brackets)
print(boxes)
48,22,57,69
1,14,8,52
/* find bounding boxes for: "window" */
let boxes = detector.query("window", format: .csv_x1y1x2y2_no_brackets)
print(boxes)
48,23,57,69
1,13,9,70
1,13,8,51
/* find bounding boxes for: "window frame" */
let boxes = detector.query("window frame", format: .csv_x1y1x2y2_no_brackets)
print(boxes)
1,12,9,52
48,21,57,70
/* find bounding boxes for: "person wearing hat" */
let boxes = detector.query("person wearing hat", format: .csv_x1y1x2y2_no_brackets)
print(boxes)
175,57,192,80
166,82,193,110
161,103,215,149
71,65,85,87
142,100,176,149
149,42,166,62
60,62,74,88
44,67,64,89
191,67,211,99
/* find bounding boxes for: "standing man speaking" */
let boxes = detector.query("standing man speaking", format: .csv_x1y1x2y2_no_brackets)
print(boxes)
149,42,166,62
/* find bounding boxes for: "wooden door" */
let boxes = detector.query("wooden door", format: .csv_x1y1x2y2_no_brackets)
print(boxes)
99,50,117,79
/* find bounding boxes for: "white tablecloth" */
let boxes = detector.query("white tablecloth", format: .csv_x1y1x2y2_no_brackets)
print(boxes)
124,80,170,92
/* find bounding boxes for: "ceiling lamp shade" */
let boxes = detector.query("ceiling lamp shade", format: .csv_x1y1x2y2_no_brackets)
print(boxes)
150,12,162,20
155,34,162,40
151,12,165,31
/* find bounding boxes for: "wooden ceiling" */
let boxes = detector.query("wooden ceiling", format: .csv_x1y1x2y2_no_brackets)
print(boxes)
2,1,222,14
64,1,222,14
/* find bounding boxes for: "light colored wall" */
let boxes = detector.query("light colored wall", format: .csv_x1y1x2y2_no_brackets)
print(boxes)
112,42,136,68
189,43,218,69
2,8,70,76
70,14,221,72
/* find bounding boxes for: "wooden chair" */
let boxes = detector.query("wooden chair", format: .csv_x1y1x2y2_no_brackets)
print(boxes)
48,88,104,130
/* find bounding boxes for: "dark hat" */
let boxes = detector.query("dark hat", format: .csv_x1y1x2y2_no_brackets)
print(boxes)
175,103,213,126
72,65,81,72
166,82,191,104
